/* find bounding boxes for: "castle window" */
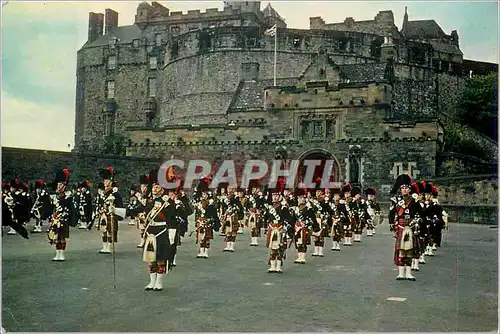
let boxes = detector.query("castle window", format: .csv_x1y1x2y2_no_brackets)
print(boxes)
149,56,157,70
133,39,139,47
105,113,115,136
148,78,156,97
293,38,301,48
155,34,162,46
106,81,115,99
300,121,310,138
326,120,336,137
107,55,116,70
171,40,179,59
171,26,180,35
319,68,326,79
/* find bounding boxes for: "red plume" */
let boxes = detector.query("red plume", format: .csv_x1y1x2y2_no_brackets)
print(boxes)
62,168,70,182
107,167,114,176
314,177,322,184
86,179,91,186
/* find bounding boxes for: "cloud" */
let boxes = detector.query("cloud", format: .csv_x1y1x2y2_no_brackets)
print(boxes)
1,91,75,152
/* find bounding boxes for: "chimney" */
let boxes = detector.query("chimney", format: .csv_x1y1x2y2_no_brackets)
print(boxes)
88,12,104,43
105,9,119,35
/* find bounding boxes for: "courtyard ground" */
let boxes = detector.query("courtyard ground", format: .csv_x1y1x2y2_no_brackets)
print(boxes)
2,219,498,332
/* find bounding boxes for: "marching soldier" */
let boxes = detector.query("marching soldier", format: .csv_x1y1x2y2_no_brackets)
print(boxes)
141,168,177,291
77,181,93,230
136,174,151,248
266,206,287,273
293,188,313,264
311,188,327,257
222,187,243,252
340,184,354,246
328,188,343,251
47,169,77,261
3,180,29,239
388,174,422,281
193,181,219,258
31,180,52,233
177,187,193,244
97,167,124,254
351,186,368,242
364,187,381,236
127,184,140,226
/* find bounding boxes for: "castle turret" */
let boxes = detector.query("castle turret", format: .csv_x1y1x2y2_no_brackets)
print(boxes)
380,35,397,62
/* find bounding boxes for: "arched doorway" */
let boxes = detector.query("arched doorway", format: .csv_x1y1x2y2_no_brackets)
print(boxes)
295,149,341,186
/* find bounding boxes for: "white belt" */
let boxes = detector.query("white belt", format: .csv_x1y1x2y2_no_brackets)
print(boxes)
149,222,167,226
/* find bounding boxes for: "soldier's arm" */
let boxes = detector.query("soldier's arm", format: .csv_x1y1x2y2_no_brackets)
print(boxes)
388,197,397,231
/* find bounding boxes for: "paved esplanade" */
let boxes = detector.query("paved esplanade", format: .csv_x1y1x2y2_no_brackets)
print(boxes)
2,220,497,332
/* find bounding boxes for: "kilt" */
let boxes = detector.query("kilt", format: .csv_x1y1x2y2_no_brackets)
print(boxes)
393,224,419,266
143,225,170,263
101,215,119,242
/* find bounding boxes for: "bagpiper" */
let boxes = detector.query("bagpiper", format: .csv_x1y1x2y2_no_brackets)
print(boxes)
141,168,177,291
364,187,381,237
388,174,422,281
47,169,77,261
193,179,219,258
351,186,368,242
328,187,343,251
127,184,140,226
266,205,287,273
340,184,353,246
31,180,52,233
222,186,243,252
135,174,151,248
293,188,313,264
2,181,29,239
76,180,93,230
97,167,124,254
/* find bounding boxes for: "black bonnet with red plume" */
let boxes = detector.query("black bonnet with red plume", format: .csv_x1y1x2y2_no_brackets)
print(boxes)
99,167,115,180
54,169,70,184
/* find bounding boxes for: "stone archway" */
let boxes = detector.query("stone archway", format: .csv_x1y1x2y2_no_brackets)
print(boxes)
295,148,341,186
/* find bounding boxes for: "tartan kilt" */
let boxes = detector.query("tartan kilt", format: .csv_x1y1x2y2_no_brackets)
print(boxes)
393,225,419,265
103,215,119,242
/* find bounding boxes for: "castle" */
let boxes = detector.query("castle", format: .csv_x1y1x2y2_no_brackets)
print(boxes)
74,1,497,191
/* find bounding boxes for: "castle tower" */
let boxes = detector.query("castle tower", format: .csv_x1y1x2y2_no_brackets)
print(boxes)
262,2,286,28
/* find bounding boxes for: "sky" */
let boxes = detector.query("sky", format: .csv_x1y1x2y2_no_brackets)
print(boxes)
1,1,498,152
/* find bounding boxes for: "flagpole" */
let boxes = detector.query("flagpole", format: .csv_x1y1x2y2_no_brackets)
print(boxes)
273,25,277,87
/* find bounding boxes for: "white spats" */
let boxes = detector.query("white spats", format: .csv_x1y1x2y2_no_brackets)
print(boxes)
172,255,177,266
203,248,208,258
145,273,157,290
250,237,258,246
318,246,324,257
52,250,65,261
128,219,135,226
197,248,205,258
405,265,416,281
275,260,282,273
153,273,164,291
386,297,407,302
78,221,87,229
32,225,43,233
432,244,437,251
99,242,111,254
419,254,426,264
312,246,319,256
7,227,16,235
268,260,277,272
396,266,405,280
223,242,231,252
411,259,419,271
331,241,341,251
366,229,373,236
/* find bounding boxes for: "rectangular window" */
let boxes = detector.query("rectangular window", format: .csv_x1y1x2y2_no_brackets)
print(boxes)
171,26,180,35
148,78,156,97
155,34,162,46
149,56,157,70
108,55,116,70
326,120,335,137
107,81,115,99
133,39,139,47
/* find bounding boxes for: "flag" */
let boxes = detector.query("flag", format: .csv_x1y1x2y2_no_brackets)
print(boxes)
264,24,277,37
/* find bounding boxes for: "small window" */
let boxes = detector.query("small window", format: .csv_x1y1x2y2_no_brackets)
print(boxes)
133,39,139,47
107,81,115,99
313,121,323,137
171,26,180,35
155,34,162,46
149,56,157,70
293,38,301,47
148,78,156,97
107,55,116,70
